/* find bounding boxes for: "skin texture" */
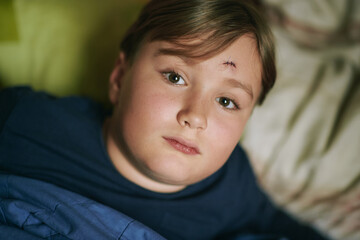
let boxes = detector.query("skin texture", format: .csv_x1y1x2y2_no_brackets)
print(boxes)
104,35,263,193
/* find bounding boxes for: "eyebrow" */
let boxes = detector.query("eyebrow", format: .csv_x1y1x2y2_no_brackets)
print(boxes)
225,78,254,100
153,47,195,65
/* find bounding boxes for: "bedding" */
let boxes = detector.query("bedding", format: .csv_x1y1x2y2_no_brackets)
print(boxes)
0,174,166,240
242,1,360,240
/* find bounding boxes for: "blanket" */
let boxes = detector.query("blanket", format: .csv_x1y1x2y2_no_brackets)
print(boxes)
0,174,166,240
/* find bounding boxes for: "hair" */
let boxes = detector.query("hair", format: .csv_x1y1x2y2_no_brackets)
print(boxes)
120,0,276,104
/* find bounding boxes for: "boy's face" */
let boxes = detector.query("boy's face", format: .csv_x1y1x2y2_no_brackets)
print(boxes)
106,35,262,193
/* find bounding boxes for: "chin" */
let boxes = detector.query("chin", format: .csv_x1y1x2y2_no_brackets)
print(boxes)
146,160,202,186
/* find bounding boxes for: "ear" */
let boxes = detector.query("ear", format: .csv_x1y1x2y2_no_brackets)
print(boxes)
109,52,127,105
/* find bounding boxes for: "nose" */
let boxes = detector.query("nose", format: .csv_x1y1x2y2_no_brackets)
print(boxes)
177,96,208,130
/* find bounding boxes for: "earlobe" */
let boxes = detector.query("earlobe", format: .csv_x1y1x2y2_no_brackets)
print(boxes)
109,52,127,104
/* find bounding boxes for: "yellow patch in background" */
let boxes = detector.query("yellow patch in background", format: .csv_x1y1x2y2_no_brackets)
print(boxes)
0,0,19,42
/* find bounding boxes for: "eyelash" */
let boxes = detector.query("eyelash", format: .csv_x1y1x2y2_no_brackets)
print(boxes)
161,70,240,111
162,70,186,85
216,97,240,110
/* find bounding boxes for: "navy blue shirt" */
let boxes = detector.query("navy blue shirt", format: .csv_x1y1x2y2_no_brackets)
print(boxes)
0,87,328,240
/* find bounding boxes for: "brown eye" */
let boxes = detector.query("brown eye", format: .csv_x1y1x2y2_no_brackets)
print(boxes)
169,73,180,83
163,72,185,85
216,97,238,110
219,97,230,107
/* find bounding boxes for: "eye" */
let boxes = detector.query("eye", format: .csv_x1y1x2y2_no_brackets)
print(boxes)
216,97,239,110
163,71,186,85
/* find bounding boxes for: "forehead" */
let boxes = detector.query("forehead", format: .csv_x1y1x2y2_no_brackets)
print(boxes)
138,34,259,64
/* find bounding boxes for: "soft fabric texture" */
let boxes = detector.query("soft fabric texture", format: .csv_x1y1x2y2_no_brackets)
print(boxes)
0,87,328,240
0,174,166,240
242,1,360,240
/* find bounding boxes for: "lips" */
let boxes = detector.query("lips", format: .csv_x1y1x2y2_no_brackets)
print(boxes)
163,137,200,155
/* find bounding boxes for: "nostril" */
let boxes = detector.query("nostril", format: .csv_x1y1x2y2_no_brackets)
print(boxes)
177,107,207,130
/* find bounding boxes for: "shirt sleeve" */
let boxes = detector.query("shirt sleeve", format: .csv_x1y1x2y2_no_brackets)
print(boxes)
0,86,33,133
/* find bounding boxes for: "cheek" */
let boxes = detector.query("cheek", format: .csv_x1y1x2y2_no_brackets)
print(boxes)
121,87,178,140
206,116,247,164
211,116,246,143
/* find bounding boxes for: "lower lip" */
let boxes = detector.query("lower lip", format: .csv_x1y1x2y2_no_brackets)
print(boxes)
164,138,199,155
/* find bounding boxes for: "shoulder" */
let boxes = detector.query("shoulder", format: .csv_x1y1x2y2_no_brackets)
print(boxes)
0,86,105,139
1,86,104,121
0,87,37,131
0,86,57,116
0,86,34,106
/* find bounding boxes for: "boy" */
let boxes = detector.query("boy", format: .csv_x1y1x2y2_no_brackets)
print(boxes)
0,0,329,239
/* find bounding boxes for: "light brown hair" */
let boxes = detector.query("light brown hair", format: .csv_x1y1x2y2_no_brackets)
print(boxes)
120,0,276,104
